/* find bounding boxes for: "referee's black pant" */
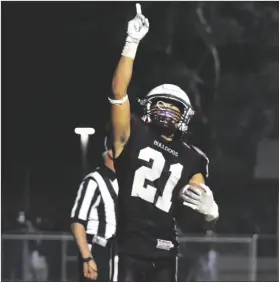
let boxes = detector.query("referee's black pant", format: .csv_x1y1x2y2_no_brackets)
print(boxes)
78,239,118,282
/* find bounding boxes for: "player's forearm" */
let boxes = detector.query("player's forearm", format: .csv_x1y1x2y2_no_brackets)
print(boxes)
112,55,134,99
71,222,92,258
203,201,219,230
203,215,218,231
112,3,148,100
204,200,219,222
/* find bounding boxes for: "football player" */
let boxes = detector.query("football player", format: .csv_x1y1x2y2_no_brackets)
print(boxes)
108,4,219,282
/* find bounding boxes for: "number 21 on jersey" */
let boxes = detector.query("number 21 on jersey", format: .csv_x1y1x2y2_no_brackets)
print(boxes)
131,147,183,213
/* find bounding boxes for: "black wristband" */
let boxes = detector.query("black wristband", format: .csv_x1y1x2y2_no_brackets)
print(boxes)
82,256,94,262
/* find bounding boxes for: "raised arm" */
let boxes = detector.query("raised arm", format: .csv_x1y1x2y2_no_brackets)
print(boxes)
109,3,149,158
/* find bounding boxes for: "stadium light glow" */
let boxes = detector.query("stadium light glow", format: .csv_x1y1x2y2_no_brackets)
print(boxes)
74,127,95,174
74,127,95,135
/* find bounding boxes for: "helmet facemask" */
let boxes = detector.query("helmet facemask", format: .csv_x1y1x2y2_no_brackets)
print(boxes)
149,99,182,134
141,96,195,138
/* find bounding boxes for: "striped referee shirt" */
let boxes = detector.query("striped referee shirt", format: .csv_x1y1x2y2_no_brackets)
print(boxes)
70,166,118,240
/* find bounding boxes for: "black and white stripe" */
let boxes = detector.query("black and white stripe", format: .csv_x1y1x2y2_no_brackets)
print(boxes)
71,167,118,239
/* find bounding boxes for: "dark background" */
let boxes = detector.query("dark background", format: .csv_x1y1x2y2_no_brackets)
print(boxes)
2,1,279,234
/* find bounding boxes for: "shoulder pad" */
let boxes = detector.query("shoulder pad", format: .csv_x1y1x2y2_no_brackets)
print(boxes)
190,145,209,178
182,142,209,163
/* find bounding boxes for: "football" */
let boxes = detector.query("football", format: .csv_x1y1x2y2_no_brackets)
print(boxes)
189,183,206,193
180,183,206,197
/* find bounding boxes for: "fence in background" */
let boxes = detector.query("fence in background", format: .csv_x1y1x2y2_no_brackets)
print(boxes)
1,233,277,281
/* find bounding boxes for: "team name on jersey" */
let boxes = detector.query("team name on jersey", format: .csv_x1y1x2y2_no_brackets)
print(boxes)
153,140,179,157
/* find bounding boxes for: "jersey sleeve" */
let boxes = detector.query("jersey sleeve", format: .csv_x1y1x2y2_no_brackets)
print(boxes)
190,145,209,180
70,178,100,227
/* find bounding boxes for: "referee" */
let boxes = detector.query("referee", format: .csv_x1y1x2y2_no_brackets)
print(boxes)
70,136,118,282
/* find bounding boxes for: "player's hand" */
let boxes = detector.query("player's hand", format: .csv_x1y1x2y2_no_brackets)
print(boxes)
181,184,219,221
83,259,98,280
126,3,149,44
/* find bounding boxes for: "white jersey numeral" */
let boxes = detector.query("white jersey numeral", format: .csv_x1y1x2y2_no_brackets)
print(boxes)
131,147,183,212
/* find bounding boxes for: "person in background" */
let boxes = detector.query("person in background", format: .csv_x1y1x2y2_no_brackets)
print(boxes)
70,136,119,282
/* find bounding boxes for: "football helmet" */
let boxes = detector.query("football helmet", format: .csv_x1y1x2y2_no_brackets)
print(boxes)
138,84,195,136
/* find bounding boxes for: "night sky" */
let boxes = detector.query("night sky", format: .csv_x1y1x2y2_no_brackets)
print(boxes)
2,2,129,223
2,2,123,167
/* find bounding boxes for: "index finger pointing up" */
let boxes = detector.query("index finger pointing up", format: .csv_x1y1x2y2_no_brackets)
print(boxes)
136,3,142,15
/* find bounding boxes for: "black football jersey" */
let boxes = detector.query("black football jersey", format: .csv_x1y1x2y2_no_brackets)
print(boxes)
114,115,209,258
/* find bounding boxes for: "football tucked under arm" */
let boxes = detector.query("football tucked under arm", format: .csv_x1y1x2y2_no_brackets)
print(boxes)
179,182,219,227
178,146,219,229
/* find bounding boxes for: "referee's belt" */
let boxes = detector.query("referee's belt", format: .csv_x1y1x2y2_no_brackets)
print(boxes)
86,234,112,248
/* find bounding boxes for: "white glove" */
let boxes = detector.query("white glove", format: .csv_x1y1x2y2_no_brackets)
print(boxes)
122,3,149,59
126,3,149,43
181,184,219,221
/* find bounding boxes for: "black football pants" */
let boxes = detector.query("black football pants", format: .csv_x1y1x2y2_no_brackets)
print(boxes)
118,254,176,282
